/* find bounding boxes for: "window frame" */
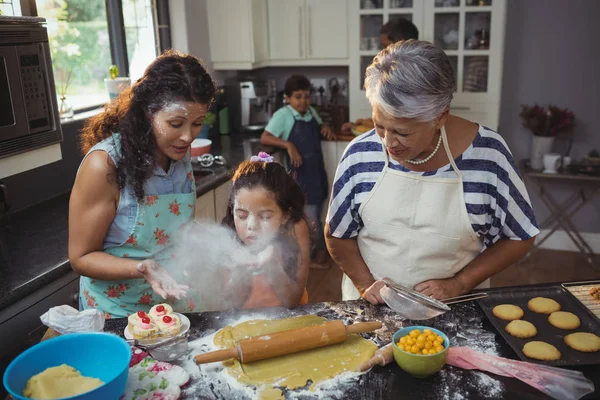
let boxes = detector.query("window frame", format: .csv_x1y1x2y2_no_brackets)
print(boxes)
21,0,171,115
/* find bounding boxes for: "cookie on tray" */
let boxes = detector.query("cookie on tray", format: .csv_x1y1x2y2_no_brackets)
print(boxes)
492,304,524,321
548,311,581,330
505,320,537,338
527,297,561,314
522,341,561,361
564,332,600,353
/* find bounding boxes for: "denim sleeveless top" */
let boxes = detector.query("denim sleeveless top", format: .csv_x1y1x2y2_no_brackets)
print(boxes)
83,134,193,250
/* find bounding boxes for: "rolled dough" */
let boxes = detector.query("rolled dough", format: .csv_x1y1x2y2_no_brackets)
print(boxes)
23,364,103,399
213,315,378,399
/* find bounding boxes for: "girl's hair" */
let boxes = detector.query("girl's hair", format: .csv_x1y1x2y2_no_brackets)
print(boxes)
222,160,310,278
80,49,216,201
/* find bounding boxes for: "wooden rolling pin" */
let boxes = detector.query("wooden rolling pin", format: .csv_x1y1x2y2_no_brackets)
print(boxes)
356,343,394,372
195,320,382,365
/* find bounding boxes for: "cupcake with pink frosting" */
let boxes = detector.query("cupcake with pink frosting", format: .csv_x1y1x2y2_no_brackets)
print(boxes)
149,303,174,319
132,315,158,340
155,314,182,337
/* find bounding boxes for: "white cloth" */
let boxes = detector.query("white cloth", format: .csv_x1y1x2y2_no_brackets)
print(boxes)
40,305,105,335
342,126,489,300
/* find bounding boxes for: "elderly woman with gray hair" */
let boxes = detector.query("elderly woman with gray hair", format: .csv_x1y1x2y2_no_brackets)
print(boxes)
326,40,539,303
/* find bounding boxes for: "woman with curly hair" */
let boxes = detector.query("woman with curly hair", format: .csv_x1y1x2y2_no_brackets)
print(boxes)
69,49,216,318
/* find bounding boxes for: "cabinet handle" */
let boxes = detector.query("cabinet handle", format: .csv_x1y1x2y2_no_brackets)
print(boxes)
450,106,471,111
299,6,303,57
308,5,313,56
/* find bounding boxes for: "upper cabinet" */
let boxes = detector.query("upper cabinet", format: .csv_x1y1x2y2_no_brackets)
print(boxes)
422,0,506,129
206,0,269,70
267,0,349,65
349,0,424,120
206,0,349,69
349,0,506,130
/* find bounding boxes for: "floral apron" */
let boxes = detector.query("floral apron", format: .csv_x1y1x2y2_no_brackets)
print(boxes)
80,154,199,318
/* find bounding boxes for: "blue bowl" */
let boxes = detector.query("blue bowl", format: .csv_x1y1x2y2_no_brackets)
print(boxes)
3,332,131,400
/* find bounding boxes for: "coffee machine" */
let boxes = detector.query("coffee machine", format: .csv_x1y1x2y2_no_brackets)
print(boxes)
226,79,276,132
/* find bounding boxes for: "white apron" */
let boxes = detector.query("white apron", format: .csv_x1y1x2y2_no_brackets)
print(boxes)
342,126,489,300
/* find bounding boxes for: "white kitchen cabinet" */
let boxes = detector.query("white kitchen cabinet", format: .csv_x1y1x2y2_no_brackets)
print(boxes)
422,0,506,129
206,0,269,70
267,0,349,66
194,190,216,222
305,0,348,60
349,0,505,130
214,180,233,224
267,0,305,60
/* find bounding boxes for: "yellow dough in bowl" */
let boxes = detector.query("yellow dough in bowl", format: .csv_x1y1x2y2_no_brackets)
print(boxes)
23,364,103,399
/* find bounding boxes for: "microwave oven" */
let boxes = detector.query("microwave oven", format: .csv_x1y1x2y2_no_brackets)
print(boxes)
0,17,62,160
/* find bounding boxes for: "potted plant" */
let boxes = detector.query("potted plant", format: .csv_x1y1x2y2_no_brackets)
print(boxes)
198,111,217,139
520,104,575,170
104,65,131,102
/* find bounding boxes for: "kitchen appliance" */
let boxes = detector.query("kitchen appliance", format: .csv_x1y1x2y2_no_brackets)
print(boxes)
0,16,62,159
225,79,276,132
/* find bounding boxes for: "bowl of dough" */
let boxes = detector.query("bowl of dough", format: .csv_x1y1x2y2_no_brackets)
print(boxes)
3,332,131,400
392,326,449,378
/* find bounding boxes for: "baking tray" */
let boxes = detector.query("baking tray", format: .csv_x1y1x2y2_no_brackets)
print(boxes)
562,280,600,319
477,285,600,367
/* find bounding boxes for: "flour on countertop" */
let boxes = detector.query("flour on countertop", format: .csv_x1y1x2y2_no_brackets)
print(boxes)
175,310,373,399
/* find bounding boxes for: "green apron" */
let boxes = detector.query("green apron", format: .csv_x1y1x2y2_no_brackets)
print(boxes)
79,143,199,318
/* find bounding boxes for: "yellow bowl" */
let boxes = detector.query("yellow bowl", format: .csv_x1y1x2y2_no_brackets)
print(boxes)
392,326,449,378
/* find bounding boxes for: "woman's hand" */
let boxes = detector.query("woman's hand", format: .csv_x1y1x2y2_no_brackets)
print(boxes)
286,143,303,168
320,124,336,140
136,260,190,299
414,277,465,300
361,280,386,305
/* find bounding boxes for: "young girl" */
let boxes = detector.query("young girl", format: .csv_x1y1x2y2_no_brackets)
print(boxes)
222,152,310,308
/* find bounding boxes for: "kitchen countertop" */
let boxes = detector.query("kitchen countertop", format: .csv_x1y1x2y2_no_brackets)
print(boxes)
102,293,600,399
0,132,265,312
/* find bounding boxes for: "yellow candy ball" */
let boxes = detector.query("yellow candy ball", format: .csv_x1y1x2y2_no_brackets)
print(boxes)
427,334,437,342
399,336,407,344
410,345,420,354
417,342,425,350
435,345,444,353
429,349,437,355
423,329,433,335
436,336,445,344
421,349,429,355
410,330,420,338
406,338,415,346
424,341,433,350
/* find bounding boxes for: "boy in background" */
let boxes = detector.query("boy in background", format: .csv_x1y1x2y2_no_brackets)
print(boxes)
260,75,335,267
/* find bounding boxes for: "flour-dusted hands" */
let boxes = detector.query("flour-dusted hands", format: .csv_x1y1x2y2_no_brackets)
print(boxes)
136,260,190,299
414,277,465,300
361,280,386,305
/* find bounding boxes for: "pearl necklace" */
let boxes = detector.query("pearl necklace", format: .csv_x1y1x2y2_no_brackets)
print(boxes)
405,133,443,165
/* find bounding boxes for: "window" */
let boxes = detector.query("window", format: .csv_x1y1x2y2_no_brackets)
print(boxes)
32,0,163,112
122,0,158,83
36,0,112,110
0,0,22,16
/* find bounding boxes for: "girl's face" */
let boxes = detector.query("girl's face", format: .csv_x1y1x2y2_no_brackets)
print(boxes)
233,187,289,246
151,101,208,167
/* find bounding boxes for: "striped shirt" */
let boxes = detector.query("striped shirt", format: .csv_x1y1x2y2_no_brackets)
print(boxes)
326,125,539,249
